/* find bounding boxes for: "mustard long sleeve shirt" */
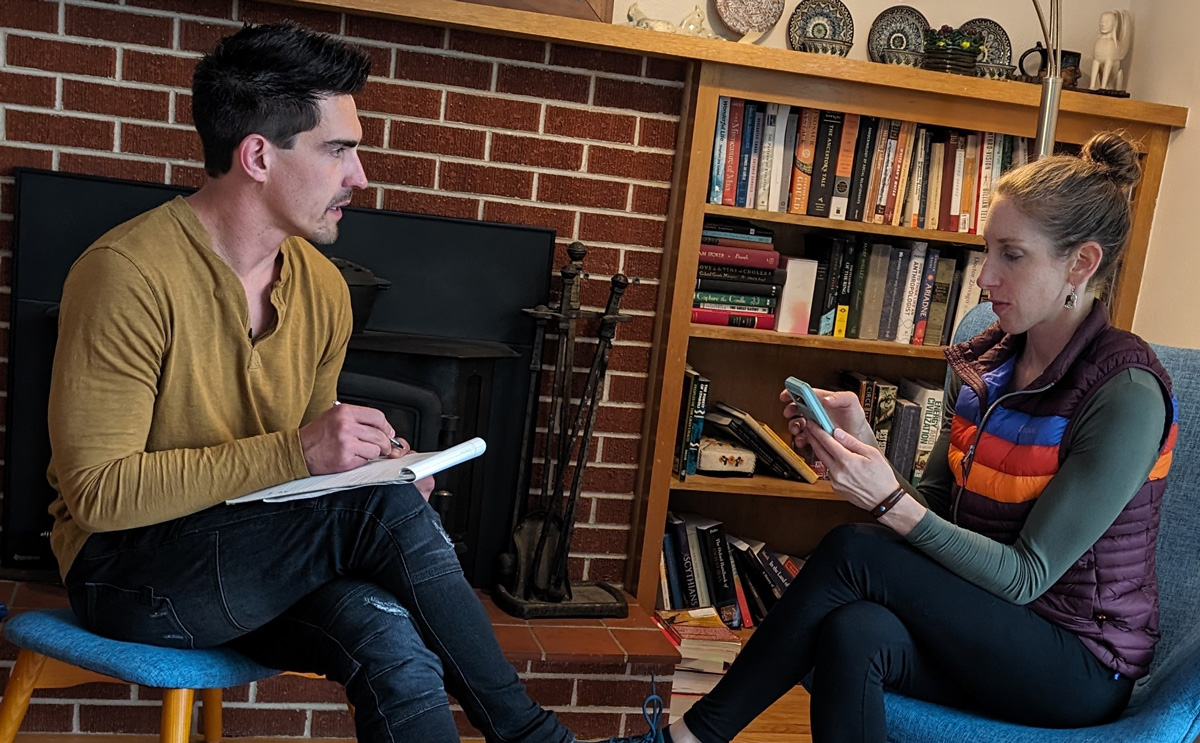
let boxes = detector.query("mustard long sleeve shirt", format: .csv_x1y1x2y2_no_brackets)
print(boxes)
47,197,352,578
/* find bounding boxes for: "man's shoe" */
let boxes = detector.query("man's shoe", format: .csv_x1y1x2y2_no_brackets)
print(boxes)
584,679,668,743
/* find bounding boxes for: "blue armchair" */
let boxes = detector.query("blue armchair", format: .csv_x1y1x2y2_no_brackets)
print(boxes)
885,303,1200,742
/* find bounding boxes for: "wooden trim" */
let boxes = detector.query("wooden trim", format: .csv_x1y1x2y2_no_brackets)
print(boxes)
1114,126,1171,329
671,475,839,500
627,62,721,607
459,0,611,22
705,203,986,247
278,0,1187,129
689,325,949,359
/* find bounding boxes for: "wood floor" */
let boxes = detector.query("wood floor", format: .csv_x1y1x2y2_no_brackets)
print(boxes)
13,689,812,743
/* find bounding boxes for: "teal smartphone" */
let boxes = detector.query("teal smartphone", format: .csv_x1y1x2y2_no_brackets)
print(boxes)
784,376,836,435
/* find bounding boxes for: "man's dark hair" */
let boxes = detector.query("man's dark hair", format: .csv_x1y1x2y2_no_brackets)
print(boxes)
192,23,370,177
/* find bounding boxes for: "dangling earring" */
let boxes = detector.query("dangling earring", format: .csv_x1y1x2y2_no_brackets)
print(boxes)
1065,284,1079,309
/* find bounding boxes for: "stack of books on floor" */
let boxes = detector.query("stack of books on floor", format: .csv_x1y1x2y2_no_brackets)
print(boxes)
775,236,987,346
657,512,807,716
693,219,783,330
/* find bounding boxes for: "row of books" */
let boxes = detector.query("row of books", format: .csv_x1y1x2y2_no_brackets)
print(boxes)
708,96,1036,235
841,372,946,485
692,219,784,331
776,236,987,346
654,606,740,698
659,511,806,629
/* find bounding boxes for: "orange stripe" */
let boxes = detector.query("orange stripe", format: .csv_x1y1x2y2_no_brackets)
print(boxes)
1150,450,1172,481
1161,424,1178,454
958,460,1053,503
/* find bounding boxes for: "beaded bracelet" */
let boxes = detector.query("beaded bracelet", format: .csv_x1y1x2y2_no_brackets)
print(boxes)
869,486,907,519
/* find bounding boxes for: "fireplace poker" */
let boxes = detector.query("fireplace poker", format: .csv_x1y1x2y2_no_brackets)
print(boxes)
545,274,630,602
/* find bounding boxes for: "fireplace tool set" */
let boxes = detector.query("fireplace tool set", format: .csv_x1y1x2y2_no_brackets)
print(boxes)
494,242,633,618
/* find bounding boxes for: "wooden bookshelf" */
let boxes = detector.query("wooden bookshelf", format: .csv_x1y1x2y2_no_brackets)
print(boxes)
628,60,1186,611
689,324,947,359
671,475,839,501
704,204,987,247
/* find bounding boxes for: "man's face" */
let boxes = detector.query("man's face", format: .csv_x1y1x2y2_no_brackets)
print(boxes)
269,94,367,245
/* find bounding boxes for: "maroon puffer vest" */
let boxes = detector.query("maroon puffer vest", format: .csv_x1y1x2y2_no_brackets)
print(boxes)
945,303,1176,679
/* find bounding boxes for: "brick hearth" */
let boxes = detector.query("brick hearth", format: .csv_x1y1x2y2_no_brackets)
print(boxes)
0,581,678,739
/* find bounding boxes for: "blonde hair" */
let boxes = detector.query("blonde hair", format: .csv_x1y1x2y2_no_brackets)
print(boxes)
993,131,1142,285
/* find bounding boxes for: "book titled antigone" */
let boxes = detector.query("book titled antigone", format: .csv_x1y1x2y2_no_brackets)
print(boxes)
226,437,486,504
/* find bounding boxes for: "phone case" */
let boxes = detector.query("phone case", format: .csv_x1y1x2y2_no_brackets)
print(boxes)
784,377,835,434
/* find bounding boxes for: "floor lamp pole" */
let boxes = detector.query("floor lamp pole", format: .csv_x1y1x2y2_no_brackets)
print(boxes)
1033,0,1063,159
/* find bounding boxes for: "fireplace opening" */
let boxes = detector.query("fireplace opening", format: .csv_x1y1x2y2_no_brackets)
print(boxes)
5,169,553,587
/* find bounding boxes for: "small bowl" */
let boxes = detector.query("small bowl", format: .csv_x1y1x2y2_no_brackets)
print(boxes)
798,38,852,57
976,62,1015,80
879,49,924,67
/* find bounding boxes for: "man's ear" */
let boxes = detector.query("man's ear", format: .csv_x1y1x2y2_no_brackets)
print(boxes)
1069,240,1103,289
236,134,270,183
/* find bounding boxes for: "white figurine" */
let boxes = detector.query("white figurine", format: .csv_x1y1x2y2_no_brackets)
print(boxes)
1090,10,1133,91
627,3,678,33
627,3,721,39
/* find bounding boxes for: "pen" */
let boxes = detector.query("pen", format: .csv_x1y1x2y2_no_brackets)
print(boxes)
333,400,405,449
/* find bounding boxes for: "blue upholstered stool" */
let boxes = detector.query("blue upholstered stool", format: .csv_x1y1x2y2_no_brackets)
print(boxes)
0,607,281,742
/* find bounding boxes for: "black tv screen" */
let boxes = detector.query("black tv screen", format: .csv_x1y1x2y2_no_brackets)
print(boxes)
6,168,553,579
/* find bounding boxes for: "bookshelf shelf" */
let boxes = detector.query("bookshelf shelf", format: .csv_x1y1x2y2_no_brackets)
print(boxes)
704,204,987,247
689,324,947,359
670,474,839,501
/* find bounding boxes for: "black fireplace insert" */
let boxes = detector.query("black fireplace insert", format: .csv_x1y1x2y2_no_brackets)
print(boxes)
5,169,554,586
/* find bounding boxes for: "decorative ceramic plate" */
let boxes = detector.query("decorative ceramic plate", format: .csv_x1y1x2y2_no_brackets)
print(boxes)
787,0,854,49
867,5,930,63
959,17,1012,66
716,0,786,36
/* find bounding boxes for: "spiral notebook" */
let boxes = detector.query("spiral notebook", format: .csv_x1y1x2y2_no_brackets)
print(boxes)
226,437,487,504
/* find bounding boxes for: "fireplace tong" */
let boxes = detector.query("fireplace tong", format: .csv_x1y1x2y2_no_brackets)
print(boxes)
494,243,633,618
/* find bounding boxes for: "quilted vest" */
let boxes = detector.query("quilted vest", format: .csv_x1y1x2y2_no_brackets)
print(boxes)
944,302,1176,679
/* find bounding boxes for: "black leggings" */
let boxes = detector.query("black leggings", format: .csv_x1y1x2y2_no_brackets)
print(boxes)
682,524,1134,743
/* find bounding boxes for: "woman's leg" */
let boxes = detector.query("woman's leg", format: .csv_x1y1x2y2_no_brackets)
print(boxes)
682,523,1133,743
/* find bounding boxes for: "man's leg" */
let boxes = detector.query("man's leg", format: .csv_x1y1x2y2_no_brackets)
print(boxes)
65,484,572,743
231,579,460,743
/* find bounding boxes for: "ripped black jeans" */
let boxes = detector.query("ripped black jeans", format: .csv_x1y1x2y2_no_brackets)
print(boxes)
64,485,572,743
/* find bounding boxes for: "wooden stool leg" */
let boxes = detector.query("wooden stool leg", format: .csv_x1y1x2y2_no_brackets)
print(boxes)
200,688,223,742
0,649,48,743
160,688,195,743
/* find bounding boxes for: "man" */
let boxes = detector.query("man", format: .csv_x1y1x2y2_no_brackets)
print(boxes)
47,23,577,742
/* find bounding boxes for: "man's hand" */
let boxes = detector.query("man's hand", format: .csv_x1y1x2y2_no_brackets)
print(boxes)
299,403,404,475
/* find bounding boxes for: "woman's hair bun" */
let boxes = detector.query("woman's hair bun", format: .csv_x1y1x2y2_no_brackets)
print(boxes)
1081,131,1142,190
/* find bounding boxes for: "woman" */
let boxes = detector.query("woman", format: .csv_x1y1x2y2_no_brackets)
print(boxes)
603,131,1177,743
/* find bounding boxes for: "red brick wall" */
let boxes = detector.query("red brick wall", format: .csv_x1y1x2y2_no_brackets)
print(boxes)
0,0,686,580
0,0,685,735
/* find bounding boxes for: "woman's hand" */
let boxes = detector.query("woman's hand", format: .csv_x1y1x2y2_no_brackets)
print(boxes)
803,424,900,513
779,388,876,452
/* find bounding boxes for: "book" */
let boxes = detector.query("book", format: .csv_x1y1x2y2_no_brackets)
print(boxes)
877,244,911,342
694,302,771,314
687,373,710,476
960,132,980,233
703,219,775,239
844,238,872,338
713,401,818,483
680,513,741,627
871,379,898,456
709,96,731,203
779,110,801,212
829,113,860,219
656,607,741,662
735,102,758,207
894,241,926,344
745,105,764,208
227,437,487,504
665,511,700,607
753,102,777,210
704,411,794,481
726,534,780,611
697,435,755,476
862,118,890,223
691,308,777,330
788,107,820,214
700,234,775,250
910,247,940,346
818,237,844,335
729,558,754,628
833,238,858,337
694,291,778,309
696,264,786,284
769,105,794,212
807,110,843,217
661,532,685,610
856,243,891,341
898,379,945,485
847,115,880,222
886,397,921,482
698,244,779,269
683,517,713,607
949,250,986,339
925,140,945,231
873,119,902,224
675,367,699,478
923,255,957,347
741,536,793,597
695,277,783,296
722,98,745,206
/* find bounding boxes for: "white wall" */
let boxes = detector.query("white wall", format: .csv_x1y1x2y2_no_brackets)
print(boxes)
1127,0,1200,347
615,1,1127,77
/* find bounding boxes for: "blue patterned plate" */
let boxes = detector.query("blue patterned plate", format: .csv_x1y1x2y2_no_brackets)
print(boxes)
867,5,930,63
960,18,1012,66
787,0,854,48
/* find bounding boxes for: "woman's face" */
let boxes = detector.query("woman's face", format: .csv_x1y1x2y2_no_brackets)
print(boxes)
977,197,1075,335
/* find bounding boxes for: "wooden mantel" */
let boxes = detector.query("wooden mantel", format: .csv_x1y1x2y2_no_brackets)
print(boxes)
281,0,1187,128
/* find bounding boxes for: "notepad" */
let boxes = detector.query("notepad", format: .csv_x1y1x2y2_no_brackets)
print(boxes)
226,437,487,504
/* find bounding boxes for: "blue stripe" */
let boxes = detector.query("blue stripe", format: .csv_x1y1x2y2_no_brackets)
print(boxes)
955,357,1067,447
